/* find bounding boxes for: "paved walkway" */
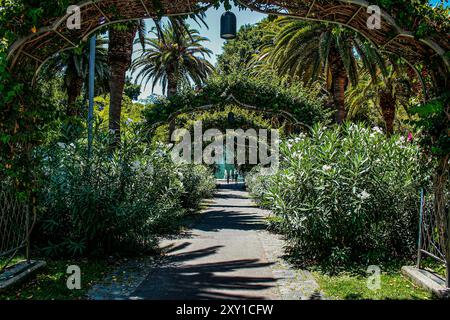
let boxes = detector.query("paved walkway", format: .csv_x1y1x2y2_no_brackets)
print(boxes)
129,182,319,300
89,182,319,300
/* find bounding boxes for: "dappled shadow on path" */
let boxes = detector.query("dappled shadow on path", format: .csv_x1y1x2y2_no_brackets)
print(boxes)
195,210,267,232
131,181,279,300
214,193,248,200
217,182,245,191
207,204,258,208
133,243,276,300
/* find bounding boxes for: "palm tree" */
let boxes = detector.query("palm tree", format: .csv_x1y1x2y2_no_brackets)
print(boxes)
257,18,386,123
347,62,413,135
108,21,146,145
107,15,208,145
131,20,214,98
43,37,109,117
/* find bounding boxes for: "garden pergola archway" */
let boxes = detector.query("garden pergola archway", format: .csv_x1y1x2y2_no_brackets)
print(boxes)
148,93,310,138
7,0,450,88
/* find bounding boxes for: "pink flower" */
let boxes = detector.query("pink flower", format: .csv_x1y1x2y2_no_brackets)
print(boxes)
407,132,413,142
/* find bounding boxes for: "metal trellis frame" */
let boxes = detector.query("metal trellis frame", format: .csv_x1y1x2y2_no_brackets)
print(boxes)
416,188,449,288
0,184,34,275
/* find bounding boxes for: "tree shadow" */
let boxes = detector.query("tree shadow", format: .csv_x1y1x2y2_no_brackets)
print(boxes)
132,243,277,300
217,182,245,190
207,204,258,208
214,193,248,200
195,209,267,232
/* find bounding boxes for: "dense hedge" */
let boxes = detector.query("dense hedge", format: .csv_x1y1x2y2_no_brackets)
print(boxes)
247,123,428,270
33,131,215,257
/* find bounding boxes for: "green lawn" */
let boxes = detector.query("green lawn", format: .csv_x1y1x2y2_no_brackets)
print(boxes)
0,259,112,300
315,270,433,300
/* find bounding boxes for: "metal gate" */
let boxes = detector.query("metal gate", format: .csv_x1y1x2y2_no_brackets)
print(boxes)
0,182,34,273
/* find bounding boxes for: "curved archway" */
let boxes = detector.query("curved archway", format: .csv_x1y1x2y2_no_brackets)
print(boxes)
148,93,310,137
7,0,449,85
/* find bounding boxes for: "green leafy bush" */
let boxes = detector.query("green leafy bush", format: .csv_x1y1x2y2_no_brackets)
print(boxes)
34,131,215,257
178,164,216,210
247,123,428,270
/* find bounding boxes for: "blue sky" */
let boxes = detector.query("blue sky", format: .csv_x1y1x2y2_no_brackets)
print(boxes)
133,0,448,99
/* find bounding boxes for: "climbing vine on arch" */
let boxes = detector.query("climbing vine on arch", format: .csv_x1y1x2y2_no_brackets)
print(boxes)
142,73,328,129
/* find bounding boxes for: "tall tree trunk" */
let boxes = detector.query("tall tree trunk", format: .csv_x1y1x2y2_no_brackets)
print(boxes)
66,58,83,117
66,75,83,117
166,68,178,141
379,87,396,136
108,26,137,146
330,53,348,124
167,69,178,98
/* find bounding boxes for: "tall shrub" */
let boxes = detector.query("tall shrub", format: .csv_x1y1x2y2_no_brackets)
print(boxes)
34,132,215,256
248,123,428,268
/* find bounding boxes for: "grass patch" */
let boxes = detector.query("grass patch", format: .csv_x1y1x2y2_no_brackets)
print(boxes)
0,258,112,300
314,269,433,300
0,256,25,270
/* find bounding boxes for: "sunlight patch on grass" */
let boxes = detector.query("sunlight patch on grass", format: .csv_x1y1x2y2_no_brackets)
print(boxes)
315,271,433,300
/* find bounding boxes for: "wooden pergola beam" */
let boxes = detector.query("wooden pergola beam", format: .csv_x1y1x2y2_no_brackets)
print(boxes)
306,0,316,18
92,1,111,23
21,51,43,64
54,29,77,47
346,6,362,24
139,0,151,17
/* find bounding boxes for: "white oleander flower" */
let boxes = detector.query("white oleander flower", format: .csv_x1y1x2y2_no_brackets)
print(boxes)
125,118,133,125
372,126,383,134
358,190,371,200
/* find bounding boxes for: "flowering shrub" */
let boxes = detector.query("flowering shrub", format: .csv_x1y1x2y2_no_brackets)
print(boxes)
34,132,215,257
247,123,428,269
178,164,216,211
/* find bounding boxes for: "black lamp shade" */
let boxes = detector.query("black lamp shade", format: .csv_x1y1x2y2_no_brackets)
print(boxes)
221,12,237,40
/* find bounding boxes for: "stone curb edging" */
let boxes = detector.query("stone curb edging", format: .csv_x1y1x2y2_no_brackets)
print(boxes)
0,260,46,292
401,266,449,298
